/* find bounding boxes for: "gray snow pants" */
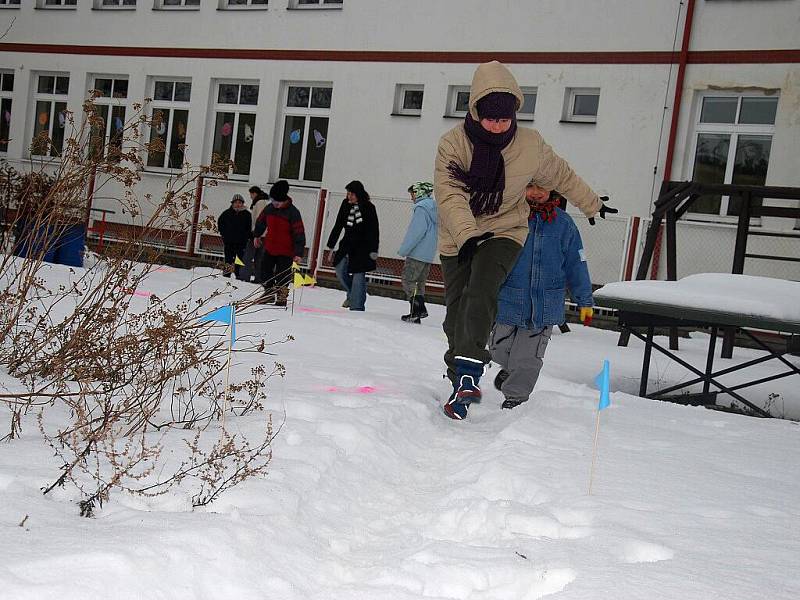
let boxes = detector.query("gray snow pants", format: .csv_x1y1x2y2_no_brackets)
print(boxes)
490,323,552,403
401,257,431,300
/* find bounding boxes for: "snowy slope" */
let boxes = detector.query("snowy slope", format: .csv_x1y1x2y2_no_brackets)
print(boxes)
1,268,799,600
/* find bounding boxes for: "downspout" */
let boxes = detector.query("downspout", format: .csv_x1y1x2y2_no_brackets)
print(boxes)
651,0,696,279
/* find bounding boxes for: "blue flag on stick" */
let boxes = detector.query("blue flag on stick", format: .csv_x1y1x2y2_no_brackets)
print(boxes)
594,359,610,410
200,304,236,344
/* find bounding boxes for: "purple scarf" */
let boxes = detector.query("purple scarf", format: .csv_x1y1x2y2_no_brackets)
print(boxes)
447,113,517,216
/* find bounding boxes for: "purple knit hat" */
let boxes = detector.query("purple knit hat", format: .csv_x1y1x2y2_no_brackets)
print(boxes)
476,92,517,120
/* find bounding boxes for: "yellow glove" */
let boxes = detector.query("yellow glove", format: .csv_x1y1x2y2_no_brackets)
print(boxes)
579,307,594,325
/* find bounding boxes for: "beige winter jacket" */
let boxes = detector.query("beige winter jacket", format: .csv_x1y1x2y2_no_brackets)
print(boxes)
434,61,601,256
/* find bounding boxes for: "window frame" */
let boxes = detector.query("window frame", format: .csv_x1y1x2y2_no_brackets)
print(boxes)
288,0,343,9
275,81,333,185
444,85,471,118
94,0,138,9
685,90,779,221
208,79,260,180
30,72,71,158
0,71,14,154
219,0,268,8
88,74,130,162
0,1,22,9
562,87,600,123
518,86,537,122
153,0,200,10
392,84,424,117
145,77,193,173
37,0,78,8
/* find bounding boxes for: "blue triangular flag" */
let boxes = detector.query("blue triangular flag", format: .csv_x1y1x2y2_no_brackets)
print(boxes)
594,359,610,410
200,304,236,343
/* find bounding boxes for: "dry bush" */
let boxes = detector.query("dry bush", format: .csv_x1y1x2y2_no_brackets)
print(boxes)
0,96,285,516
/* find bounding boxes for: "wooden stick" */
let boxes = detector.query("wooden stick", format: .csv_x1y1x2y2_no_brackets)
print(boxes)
221,305,234,429
588,410,601,495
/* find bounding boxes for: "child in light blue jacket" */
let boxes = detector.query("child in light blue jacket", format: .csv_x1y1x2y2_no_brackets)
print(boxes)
490,185,594,409
397,181,438,323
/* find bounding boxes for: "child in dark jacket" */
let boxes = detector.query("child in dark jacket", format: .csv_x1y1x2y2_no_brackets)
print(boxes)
490,185,594,409
217,193,252,279
253,180,306,306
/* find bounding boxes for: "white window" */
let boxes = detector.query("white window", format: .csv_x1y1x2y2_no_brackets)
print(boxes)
88,76,129,161
38,0,77,7
0,1,21,8
146,78,191,171
221,0,268,7
277,83,332,183
289,0,343,8
96,0,137,8
688,92,779,217
0,72,13,153
518,87,537,122
154,0,200,9
211,81,259,177
445,85,470,118
563,88,600,123
393,84,423,117
31,73,70,157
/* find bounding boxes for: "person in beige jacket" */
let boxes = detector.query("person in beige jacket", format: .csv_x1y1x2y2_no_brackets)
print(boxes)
435,60,616,420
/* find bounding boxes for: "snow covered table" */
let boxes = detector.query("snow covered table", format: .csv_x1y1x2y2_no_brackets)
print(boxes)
594,274,800,417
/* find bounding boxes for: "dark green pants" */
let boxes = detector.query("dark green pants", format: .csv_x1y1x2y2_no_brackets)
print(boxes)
441,237,522,384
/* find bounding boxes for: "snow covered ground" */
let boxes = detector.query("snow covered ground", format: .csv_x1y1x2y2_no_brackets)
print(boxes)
1,266,799,599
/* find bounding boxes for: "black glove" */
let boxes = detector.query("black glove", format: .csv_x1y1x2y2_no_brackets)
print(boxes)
457,232,494,264
588,196,618,226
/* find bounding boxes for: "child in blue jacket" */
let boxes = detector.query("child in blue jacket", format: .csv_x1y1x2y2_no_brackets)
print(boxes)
490,184,594,409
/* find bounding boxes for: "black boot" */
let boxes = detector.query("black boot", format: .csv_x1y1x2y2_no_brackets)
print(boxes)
416,295,428,319
401,298,420,323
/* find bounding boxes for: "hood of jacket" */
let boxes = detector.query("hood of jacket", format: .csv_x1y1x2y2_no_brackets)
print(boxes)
414,194,437,218
468,61,524,121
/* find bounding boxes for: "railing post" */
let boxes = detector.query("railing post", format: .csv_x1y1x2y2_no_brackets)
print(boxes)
309,188,327,278
188,174,204,256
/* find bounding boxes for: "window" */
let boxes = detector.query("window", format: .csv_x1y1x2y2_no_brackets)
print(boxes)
0,1,21,8
96,0,137,7
289,0,342,8
211,81,258,177
277,83,332,183
0,72,13,153
562,88,600,123
222,0,268,7
393,84,423,117
519,87,537,121
88,76,129,161
146,78,191,170
31,74,69,157
445,85,470,118
154,0,200,9
689,92,779,217
38,0,77,7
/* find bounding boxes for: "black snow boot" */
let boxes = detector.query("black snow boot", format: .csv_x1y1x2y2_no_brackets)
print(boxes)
401,298,420,323
494,369,509,391
416,295,428,319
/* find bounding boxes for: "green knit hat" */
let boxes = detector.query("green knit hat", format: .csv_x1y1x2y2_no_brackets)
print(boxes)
410,181,433,198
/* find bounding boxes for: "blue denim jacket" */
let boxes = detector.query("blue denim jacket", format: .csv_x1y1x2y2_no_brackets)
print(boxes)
397,194,438,263
496,207,593,329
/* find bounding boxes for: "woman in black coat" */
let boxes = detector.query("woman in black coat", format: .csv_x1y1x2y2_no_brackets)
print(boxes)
325,180,379,311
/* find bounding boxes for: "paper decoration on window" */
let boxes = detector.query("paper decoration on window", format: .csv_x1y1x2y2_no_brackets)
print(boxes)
38,112,48,126
58,112,66,128
221,122,233,137
3,111,10,124
289,129,301,144
313,129,326,148
177,121,186,139
156,121,167,136
244,123,253,143
114,117,123,132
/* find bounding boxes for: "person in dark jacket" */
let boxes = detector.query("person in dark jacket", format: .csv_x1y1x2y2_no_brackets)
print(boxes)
490,184,594,410
217,193,251,279
253,180,305,307
325,180,380,311
241,185,270,283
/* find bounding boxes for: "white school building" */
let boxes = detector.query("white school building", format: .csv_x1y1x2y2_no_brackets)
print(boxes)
1,0,798,286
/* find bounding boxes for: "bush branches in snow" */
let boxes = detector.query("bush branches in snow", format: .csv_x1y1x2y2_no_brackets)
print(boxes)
0,97,284,515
